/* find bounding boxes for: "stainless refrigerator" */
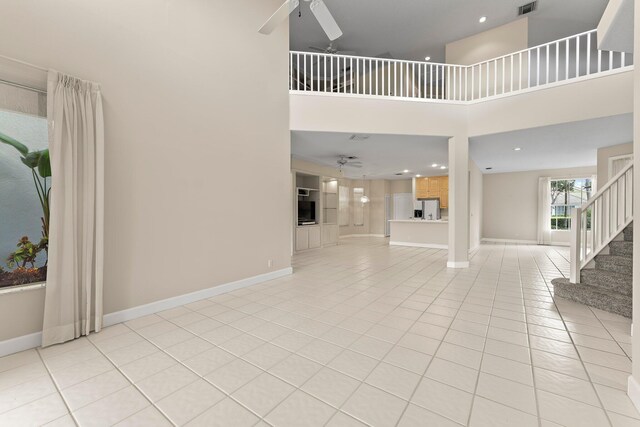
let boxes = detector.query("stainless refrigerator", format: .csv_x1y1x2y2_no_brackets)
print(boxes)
418,198,441,220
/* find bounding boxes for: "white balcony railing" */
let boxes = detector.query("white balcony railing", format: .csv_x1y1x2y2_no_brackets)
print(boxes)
290,30,633,103
570,162,633,283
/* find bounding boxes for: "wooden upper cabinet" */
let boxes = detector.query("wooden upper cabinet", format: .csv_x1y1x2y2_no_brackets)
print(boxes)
416,177,429,199
415,176,448,208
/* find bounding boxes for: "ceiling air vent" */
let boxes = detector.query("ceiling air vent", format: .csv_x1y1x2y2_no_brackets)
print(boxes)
349,134,370,141
518,1,538,16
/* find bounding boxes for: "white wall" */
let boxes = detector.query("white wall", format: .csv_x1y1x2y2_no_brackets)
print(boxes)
469,160,483,250
0,0,290,342
446,18,529,65
483,166,597,243
597,142,633,187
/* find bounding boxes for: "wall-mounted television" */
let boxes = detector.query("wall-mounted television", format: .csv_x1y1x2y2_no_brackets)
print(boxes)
298,201,316,224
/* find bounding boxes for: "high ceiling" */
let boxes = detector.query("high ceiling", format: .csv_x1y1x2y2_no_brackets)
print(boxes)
289,0,608,62
291,131,449,180
292,114,633,178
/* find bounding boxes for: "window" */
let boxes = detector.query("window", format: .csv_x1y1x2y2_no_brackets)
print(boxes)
338,185,349,226
550,178,592,230
353,188,364,226
0,84,49,289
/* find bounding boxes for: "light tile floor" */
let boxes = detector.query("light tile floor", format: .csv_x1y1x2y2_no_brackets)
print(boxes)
0,238,637,426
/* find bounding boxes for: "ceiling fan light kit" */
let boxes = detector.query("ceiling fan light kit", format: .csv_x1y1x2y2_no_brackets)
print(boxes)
259,0,343,41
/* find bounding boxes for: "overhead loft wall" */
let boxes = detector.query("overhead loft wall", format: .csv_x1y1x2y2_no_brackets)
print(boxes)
290,69,633,138
0,0,291,343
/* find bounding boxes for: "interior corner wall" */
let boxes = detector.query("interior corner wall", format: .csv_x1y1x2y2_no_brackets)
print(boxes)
482,166,597,244
446,18,529,65
469,160,483,250
0,0,290,342
597,142,633,187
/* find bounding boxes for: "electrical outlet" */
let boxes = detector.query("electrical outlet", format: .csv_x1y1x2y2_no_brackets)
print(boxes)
268,259,273,268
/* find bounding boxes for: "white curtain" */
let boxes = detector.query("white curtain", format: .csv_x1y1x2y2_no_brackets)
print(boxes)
537,177,552,245
42,71,104,347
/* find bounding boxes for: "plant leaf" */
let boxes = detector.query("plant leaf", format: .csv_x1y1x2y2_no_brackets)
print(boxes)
0,130,29,156
38,149,51,178
21,151,41,169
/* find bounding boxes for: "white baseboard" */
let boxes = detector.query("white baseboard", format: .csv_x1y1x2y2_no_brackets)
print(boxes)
340,234,386,238
628,376,640,413
0,267,292,357
103,267,292,327
482,238,538,244
389,241,448,249
447,261,470,268
481,238,570,247
0,331,43,358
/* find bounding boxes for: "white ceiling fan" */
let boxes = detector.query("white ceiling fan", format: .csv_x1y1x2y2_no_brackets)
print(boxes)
309,42,355,55
259,0,343,41
337,155,362,171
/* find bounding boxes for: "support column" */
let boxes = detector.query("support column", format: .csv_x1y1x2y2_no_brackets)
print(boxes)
447,135,470,268
629,0,640,411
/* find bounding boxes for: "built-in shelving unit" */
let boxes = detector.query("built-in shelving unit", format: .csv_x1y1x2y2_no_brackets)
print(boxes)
322,178,339,247
292,172,340,252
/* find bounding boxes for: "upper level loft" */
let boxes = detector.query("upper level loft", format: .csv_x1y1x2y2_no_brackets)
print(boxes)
289,29,633,104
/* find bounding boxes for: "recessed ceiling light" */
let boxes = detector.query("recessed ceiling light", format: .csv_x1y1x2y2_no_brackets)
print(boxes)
514,147,522,151
440,166,447,170
403,169,410,173
424,56,431,61
479,16,487,23
431,163,439,168
416,174,422,177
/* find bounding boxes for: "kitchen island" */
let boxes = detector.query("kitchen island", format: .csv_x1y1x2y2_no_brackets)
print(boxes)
389,219,448,249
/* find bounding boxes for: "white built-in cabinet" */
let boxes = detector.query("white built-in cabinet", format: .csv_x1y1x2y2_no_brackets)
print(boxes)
293,172,340,252
296,226,321,251
322,224,339,245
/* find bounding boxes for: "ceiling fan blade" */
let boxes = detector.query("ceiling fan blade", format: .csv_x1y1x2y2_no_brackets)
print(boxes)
259,0,299,35
347,164,363,168
309,46,327,53
309,0,343,41
337,50,356,55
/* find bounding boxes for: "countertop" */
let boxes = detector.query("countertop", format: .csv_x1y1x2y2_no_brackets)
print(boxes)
389,219,448,224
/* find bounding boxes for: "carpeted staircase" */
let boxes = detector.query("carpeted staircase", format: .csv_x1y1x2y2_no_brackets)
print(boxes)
552,223,633,318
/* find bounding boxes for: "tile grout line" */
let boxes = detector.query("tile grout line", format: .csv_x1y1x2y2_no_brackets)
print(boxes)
532,245,615,427
393,251,488,426
34,347,80,427
83,334,177,427
464,244,503,426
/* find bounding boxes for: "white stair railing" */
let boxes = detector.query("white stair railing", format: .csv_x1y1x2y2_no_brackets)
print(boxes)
290,29,633,103
570,162,633,283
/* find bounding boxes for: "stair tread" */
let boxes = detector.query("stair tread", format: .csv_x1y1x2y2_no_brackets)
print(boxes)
552,278,631,318
580,268,632,296
581,268,631,280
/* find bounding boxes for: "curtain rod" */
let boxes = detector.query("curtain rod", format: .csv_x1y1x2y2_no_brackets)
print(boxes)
0,78,46,95
0,53,48,94
0,53,48,72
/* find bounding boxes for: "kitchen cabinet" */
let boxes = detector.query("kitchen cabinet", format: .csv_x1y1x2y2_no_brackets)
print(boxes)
415,176,448,208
